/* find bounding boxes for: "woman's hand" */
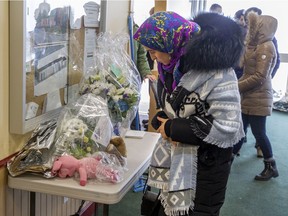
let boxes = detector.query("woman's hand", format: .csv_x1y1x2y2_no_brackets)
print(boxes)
157,116,169,139
145,74,157,82
157,116,178,146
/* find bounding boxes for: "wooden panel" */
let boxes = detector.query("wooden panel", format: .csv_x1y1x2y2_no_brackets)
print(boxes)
155,0,167,12
0,0,9,168
148,69,160,132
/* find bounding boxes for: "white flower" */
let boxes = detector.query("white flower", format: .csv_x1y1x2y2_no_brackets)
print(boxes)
116,88,125,95
124,88,135,95
62,118,88,139
112,95,122,102
92,88,101,95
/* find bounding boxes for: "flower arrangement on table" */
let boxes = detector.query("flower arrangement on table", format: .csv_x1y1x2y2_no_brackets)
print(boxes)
58,118,101,159
7,94,127,182
50,94,126,184
6,33,139,184
79,32,141,136
53,94,114,159
80,68,140,123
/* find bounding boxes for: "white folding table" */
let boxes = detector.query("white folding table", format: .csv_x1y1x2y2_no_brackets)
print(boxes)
8,131,160,216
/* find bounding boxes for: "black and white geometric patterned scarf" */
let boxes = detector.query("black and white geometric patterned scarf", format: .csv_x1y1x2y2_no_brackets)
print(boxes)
148,68,244,216
148,137,198,216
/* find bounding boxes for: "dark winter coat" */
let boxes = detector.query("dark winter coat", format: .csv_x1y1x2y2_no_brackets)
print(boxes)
153,13,245,215
239,12,278,116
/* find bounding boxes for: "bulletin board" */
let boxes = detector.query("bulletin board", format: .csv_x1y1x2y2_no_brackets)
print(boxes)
9,0,102,134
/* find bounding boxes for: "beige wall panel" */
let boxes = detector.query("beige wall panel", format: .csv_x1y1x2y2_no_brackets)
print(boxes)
0,0,9,157
0,1,9,216
105,0,130,33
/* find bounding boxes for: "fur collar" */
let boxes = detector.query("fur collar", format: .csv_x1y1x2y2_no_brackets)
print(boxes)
183,13,245,72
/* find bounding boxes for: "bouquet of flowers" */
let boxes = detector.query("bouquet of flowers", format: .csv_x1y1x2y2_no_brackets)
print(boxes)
80,68,139,121
79,32,141,136
7,119,58,177
53,93,113,159
7,94,126,181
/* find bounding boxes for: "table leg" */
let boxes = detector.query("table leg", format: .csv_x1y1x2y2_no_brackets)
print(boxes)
103,204,109,216
30,191,35,216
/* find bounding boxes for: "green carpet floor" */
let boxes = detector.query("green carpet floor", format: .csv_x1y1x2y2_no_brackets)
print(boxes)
105,110,288,216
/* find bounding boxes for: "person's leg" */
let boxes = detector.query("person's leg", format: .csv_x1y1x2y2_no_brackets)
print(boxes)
254,142,263,158
249,115,279,180
232,113,249,155
191,146,233,216
130,111,141,130
249,115,272,159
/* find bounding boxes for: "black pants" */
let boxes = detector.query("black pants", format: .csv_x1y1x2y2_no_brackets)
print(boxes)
157,145,233,216
233,113,273,159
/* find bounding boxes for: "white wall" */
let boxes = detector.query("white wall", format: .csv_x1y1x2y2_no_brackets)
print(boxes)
105,0,130,33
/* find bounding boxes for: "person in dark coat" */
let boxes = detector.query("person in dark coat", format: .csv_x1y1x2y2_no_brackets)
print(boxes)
134,11,245,216
233,9,247,80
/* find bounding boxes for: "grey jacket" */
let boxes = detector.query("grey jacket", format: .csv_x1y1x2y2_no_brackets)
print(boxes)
239,12,278,116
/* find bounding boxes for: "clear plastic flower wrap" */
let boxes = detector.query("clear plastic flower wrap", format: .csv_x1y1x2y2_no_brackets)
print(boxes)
7,94,127,184
7,94,114,178
53,93,114,159
78,151,124,184
87,151,124,183
79,32,141,136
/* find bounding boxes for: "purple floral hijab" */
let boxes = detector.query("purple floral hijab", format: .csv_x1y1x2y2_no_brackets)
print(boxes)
133,11,200,90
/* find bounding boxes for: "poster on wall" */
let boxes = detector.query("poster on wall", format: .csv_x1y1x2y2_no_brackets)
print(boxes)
10,0,103,134
32,2,69,96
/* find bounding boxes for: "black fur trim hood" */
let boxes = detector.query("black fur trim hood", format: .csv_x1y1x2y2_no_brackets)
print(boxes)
183,13,245,72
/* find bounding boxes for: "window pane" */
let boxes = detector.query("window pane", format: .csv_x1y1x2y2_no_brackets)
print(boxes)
207,0,288,53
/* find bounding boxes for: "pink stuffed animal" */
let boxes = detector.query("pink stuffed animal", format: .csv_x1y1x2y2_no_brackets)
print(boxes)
52,155,120,186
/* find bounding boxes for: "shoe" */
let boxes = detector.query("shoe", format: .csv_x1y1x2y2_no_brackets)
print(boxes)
254,159,279,181
256,146,263,158
142,119,149,124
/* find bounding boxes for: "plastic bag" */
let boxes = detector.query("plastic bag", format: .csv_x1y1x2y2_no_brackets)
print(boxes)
51,152,124,185
7,119,58,177
79,32,141,136
76,151,124,184
53,93,113,159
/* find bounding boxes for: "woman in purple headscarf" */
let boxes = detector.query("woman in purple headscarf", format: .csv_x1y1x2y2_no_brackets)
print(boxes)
134,12,245,216
134,11,200,93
